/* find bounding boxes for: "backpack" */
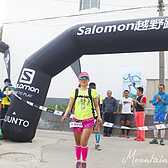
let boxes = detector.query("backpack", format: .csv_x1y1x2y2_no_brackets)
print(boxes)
136,95,146,109
72,88,95,117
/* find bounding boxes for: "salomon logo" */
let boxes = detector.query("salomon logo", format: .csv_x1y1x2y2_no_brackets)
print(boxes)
19,68,35,84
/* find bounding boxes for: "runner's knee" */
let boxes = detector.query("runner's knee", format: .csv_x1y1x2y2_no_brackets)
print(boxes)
126,120,130,125
94,125,99,132
121,120,125,125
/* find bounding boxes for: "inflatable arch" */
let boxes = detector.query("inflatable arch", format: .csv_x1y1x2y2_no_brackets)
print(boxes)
0,41,10,79
2,16,168,142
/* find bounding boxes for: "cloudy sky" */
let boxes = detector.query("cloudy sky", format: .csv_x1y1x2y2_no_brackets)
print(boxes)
0,0,6,26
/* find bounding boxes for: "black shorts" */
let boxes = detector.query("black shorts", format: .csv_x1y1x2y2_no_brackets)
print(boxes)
94,116,98,120
121,114,132,121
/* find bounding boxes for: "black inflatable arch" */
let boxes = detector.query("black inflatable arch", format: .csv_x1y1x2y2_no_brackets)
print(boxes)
2,16,168,142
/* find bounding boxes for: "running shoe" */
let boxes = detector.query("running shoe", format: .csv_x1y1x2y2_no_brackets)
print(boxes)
149,139,158,144
95,143,101,151
76,161,81,168
103,133,107,137
81,162,86,168
119,134,125,138
160,140,165,145
125,135,129,138
107,134,110,137
134,137,140,140
137,138,144,141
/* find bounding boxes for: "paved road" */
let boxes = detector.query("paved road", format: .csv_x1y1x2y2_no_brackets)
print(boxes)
0,129,168,168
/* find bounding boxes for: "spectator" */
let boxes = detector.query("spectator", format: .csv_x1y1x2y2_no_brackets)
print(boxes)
0,88,13,128
133,87,146,141
0,89,12,98
1,79,15,128
89,82,103,151
103,90,118,137
119,90,134,138
149,84,168,145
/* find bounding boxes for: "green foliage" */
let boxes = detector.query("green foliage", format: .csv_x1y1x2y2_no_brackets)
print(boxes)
45,104,55,110
45,103,68,111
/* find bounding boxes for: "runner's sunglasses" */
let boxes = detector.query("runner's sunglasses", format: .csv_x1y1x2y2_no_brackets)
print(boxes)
79,77,89,81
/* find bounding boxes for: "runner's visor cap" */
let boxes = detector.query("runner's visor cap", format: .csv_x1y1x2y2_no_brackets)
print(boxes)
78,72,89,79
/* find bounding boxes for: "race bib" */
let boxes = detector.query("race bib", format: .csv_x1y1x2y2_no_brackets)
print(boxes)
103,122,113,128
69,121,83,128
155,124,166,130
138,126,148,130
53,110,63,116
4,91,13,94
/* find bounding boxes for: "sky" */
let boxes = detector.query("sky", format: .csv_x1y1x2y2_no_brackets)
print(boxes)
0,0,6,27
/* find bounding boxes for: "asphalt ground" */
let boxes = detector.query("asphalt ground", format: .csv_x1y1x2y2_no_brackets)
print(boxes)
0,129,168,168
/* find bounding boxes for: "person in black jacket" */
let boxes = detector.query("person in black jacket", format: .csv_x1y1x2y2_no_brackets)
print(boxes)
103,90,118,137
0,88,12,128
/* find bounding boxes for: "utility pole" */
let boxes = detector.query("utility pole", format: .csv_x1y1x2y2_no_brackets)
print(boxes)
158,0,165,84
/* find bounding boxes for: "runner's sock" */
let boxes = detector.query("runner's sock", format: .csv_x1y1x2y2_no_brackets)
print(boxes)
161,129,165,139
154,130,158,138
75,145,81,161
126,125,130,135
95,132,100,144
82,146,88,162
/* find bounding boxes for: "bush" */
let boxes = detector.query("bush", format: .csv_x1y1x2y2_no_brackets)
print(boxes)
45,103,68,111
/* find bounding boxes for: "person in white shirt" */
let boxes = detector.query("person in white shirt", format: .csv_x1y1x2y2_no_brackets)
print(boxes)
119,90,134,138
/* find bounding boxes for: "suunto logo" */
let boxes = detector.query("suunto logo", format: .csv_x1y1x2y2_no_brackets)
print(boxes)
4,115,30,128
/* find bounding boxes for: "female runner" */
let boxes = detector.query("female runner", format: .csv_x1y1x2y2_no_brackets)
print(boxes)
62,72,102,168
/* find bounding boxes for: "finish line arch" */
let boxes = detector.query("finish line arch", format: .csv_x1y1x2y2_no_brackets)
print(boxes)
2,16,168,142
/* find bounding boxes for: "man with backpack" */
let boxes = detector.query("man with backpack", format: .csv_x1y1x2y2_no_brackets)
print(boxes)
132,87,146,141
62,72,102,168
89,82,103,151
1,78,15,128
